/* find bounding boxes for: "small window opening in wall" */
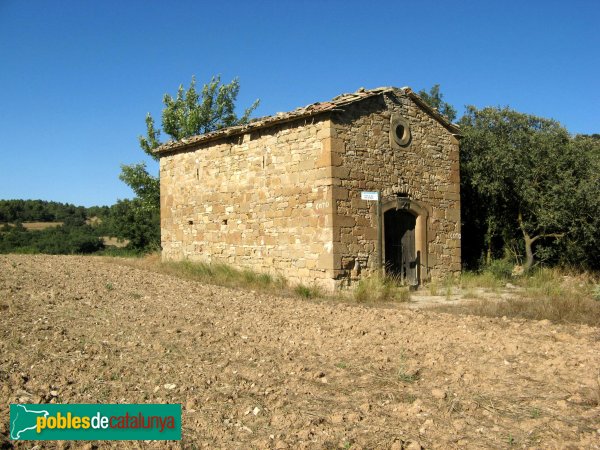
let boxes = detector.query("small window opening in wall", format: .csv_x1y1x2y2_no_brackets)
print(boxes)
196,169,199,180
222,219,228,225
188,220,194,225
395,124,405,141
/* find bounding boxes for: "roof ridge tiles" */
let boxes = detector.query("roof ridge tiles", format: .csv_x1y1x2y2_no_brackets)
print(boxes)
155,86,457,154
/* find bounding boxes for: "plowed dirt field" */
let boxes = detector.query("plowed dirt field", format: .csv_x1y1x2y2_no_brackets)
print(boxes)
1,255,599,449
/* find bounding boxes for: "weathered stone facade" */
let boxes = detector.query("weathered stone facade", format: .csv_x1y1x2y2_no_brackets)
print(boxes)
157,87,461,291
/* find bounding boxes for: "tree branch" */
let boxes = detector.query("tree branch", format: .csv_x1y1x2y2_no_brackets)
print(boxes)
530,233,564,244
517,210,529,239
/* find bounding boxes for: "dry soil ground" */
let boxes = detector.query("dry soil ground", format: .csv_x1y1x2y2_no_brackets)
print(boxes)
0,255,599,449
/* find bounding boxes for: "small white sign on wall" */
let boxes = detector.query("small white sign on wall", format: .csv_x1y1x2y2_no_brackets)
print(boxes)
361,191,379,201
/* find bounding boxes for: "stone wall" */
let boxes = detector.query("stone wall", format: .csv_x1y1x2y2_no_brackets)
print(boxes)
329,93,461,287
159,118,339,290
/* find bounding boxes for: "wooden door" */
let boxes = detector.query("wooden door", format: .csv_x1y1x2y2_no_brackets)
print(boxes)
384,209,418,285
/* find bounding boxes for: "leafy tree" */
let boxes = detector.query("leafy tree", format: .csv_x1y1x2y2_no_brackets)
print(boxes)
553,134,600,270
119,75,259,250
417,84,457,122
0,199,87,223
105,198,160,250
459,106,597,272
86,205,111,219
119,163,160,215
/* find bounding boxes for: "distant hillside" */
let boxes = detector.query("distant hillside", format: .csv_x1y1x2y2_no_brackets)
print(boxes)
0,199,110,224
0,200,126,255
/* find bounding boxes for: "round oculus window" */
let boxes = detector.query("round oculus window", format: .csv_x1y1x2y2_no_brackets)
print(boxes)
390,115,411,147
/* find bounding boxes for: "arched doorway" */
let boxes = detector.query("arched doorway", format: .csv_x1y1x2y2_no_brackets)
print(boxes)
382,197,428,286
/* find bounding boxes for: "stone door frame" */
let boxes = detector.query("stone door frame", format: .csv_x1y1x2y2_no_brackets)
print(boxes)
381,197,429,283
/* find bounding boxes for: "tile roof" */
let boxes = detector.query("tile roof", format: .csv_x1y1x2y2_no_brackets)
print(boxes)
155,86,460,154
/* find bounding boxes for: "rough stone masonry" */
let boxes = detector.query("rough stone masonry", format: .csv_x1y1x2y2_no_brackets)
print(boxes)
155,87,461,291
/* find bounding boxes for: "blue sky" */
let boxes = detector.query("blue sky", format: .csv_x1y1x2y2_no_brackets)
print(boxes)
1,0,598,207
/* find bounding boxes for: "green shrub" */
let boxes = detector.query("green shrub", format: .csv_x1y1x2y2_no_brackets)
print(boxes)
0,223,104,254
484,259,513,280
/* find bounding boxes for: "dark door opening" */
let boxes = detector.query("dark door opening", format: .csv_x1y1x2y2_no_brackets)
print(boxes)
384,209,419,285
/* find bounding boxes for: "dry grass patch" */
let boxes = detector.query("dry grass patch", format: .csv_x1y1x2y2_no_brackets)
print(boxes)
107,253,323,297
0,221,64,230
294,283,322,299
109,254,413,304
23,221,63,230
101,236,130,248
459,270,506,291
354,274,411,303
434,267,600,326
159,257,287,291
436,294,600,326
